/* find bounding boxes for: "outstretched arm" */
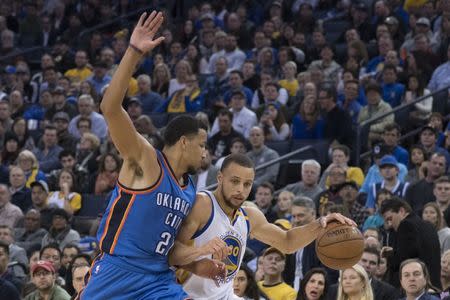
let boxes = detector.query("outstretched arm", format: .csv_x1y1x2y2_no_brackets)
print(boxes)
246,207,356,254
100,12,164,163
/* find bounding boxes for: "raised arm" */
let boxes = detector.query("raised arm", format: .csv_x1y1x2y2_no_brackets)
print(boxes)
100,12,164,163
246,207,356,254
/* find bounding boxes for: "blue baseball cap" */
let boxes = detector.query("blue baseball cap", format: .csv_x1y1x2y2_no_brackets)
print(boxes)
379,155,398,168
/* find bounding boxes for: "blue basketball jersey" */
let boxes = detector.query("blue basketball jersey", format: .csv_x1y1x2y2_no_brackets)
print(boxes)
96,150,196,273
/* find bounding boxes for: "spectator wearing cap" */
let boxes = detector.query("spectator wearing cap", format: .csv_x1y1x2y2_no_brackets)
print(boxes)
44,86,77,122
33,125,63,174
402,17,436,52
63,50,92,83
14,209,47,252
428,44,450,92
159,74,205,114
135,74,164,115
338,181,370,227
25,259,70,300
9,166,32,212
86,61,111,95
30,180,54,231
380,64,405,108
68,94,107,141
258,247,297,299
126,97,143,122
210,90,257,139
308,44,342,84
41,209,80,251
358,82,394,147
419,125,450,165
223,70,253,107
318,84,353,149
366,155,409,210
360,144,408,196
208,34,246,74
406,152,447,215
51,112,77,152
0,183,23,228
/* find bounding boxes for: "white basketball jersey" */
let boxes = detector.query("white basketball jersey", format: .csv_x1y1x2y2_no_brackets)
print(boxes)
183,190,249,300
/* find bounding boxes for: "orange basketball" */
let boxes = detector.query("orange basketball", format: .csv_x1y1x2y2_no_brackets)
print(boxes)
315,221,364,270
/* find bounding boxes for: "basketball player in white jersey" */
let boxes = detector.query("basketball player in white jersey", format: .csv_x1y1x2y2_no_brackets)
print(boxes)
169,153,356,300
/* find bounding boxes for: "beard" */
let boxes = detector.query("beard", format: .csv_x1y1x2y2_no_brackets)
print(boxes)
220,185,242,210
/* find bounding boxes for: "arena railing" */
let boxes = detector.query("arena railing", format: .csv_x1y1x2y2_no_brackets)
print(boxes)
354,85,450,166
204,144,314,191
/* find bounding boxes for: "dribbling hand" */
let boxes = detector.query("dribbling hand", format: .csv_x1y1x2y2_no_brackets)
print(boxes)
129,11,165,54
200,237,229,261
319,213,357,228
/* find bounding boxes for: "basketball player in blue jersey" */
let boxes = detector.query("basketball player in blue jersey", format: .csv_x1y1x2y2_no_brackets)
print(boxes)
170,154,357,299
79,11,228,300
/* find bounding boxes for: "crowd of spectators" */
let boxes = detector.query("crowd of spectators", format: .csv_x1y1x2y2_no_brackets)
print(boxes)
2,0,450,299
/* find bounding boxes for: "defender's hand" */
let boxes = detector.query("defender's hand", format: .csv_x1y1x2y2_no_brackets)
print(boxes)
130,11,165,54
200,237,228,261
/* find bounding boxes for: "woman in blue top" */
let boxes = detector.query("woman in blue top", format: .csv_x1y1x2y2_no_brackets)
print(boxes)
291,94,325,139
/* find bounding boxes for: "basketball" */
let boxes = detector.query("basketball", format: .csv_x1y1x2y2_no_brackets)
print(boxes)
315,221,364,270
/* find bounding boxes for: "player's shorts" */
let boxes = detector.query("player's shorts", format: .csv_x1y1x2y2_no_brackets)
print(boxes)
78,254,190,300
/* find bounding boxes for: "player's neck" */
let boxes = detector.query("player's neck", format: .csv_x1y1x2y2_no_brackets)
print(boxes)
213,190,235,220
162,148,186,183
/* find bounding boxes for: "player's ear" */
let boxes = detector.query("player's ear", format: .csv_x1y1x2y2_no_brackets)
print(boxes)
179,135,187,150
217,171,223,183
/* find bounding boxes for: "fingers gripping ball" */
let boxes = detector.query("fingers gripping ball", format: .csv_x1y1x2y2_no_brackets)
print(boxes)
315,222,364,270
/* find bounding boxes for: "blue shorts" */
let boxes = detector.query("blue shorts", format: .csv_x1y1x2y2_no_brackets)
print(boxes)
78,255,189,300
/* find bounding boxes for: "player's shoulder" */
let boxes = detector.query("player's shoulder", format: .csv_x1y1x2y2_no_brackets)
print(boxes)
190,192,214,218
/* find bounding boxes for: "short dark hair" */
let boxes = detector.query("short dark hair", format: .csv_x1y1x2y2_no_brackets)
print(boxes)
434,176,450,186
0,240,9,256
230,70,244,79
344,79,359,87
383,122,401,134
318,83,337,102
40,243,62,259
379,196,412,215
43,66,56,73
217,109,233,121
163,115,207,147
77,117,92,128
59,150,76,160
383,63,397,74
62,244,80,253
332,145,350,157
365,81,381,94
221,153,254,172
44,125,57,132
363,246,380,264
257,182,274,194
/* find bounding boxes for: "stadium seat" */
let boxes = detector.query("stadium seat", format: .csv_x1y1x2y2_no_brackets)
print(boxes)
290,140,330,166
72,216,97,237
148,113,169,128
77,194,109,217
266,140,292,156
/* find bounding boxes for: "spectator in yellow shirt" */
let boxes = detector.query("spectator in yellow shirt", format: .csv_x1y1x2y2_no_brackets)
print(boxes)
319,144,365,189
258,247,297,300
279,61,299,97
64,50,92,83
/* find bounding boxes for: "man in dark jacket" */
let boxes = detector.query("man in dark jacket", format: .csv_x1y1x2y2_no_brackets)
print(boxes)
380,197,441,288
